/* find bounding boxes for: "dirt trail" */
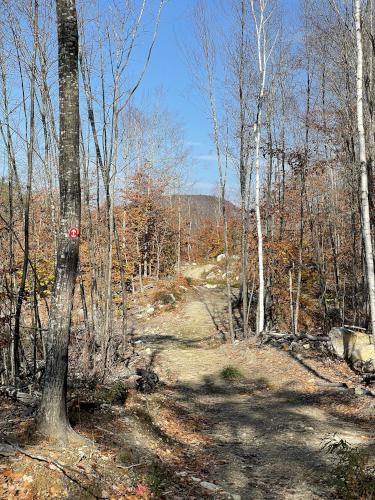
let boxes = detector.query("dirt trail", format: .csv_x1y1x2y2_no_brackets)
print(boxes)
137,276,374,499
1,272,373,499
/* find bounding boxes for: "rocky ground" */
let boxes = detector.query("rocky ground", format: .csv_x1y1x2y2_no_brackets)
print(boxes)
0,265,374,499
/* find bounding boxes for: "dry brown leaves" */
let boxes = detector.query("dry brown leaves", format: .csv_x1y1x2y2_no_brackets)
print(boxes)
157,407,212,446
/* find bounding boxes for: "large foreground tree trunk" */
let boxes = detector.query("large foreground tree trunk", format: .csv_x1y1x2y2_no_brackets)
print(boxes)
355,0,375,340
38,0,80,440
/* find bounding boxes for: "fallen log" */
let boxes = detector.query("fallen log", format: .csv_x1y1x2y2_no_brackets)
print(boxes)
260,332,294,344
300,333,330,342
315,381,348,388
343,324,367,331
116,462,144,470
261,331,329,344
264,331,289,338
0,385,40,404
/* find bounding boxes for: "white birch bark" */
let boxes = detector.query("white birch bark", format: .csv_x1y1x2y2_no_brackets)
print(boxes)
355,0,375,339
251,0,268,335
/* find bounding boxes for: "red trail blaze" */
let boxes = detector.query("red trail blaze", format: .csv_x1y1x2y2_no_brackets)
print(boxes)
68,227,79,237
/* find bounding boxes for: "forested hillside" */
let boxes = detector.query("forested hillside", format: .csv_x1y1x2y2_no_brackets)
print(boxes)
0,0,375,499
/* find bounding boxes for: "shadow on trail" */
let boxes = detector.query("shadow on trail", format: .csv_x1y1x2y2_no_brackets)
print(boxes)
1,373,374,499
160,377,374,498
287,350,334,383
193,286,242,341
133,333,215,349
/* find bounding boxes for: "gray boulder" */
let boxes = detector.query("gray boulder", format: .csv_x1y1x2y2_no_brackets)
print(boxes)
329,327,375,372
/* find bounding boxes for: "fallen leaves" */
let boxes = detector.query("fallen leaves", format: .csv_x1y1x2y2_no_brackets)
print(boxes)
0,468,35,500
49,484,64,498
156,406,212,446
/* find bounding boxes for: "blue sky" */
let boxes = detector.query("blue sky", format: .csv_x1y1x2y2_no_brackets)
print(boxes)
0,0,302,200
134,0,302,200
133,0,216,196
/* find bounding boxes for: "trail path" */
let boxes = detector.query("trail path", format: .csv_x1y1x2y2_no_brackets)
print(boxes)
0,268,373,499
137,272,374,499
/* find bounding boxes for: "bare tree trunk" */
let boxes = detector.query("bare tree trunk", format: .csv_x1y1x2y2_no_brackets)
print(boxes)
8,162,15,384
13,0,38,383
289,266,294,333
294,63,310,336
251,0,269,335
78,266,91,372
80,127,97,370
114,221,128,352
239,0,249,338
38,0,80,440
195,3,235,341
279,99,286,240
176,202,181,273
355,0,375,339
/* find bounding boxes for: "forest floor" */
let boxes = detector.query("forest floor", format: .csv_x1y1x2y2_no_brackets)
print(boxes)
1,265,375,499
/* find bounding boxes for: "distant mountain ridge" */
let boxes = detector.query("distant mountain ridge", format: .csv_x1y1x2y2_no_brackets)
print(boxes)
160,194,237,233
163,193,237,216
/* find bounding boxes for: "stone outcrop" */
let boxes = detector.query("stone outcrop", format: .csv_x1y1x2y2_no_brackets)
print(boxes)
183,263,217,280
329,327,375,372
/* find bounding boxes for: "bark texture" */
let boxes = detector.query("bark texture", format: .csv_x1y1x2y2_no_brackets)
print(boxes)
38,0,80,439
355,0,375,340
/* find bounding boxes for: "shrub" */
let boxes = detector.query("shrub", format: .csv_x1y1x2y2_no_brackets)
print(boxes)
96,381,128,404
322,436,375,499
151,275,191,305
221,365,243,381
118,448,134,464
145,461,173,494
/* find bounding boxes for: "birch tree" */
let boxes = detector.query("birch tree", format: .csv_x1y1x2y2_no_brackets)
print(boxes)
355,0,375,339
250,0,272,335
